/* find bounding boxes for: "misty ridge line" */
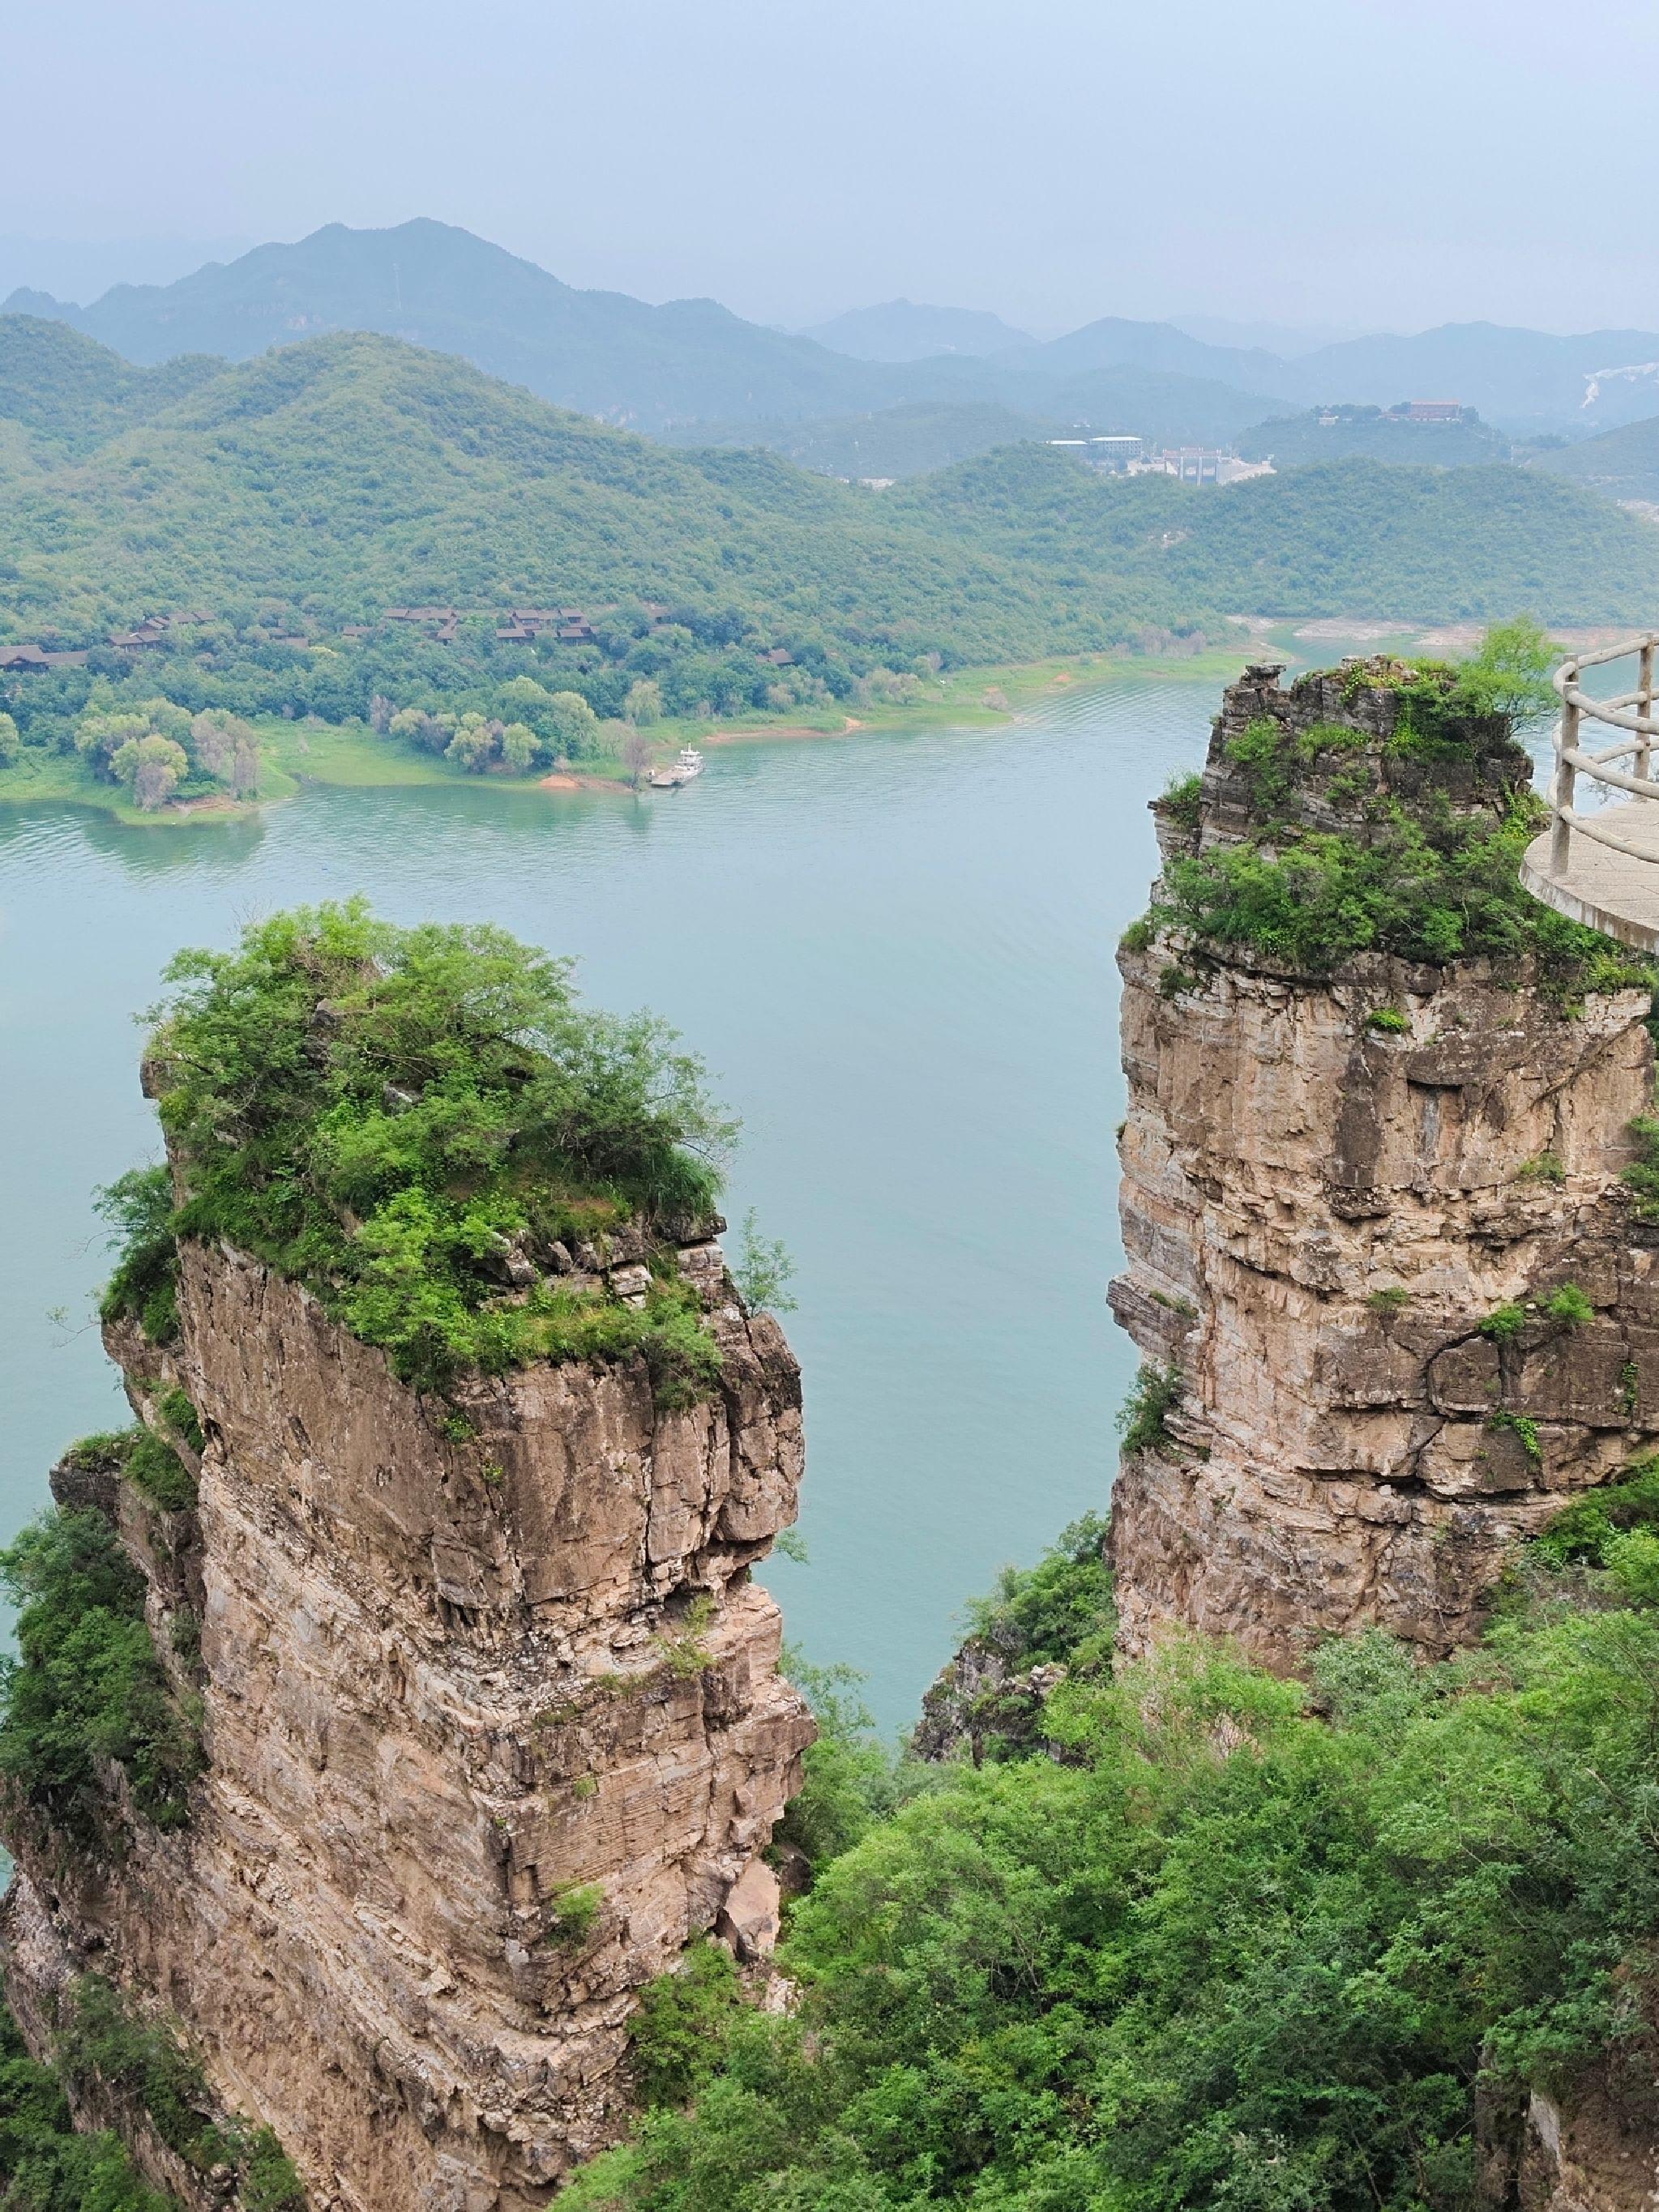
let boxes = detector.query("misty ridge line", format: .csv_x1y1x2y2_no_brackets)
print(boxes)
10,216,1659,452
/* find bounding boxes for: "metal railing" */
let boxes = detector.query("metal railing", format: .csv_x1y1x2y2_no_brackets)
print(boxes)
1548,633,1659,875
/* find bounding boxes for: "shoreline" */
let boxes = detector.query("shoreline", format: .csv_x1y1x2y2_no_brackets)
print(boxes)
0,623,1531,827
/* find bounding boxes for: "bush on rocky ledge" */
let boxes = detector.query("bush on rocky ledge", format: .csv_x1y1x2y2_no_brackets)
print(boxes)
115,900,738,1395
0,1510,202,1838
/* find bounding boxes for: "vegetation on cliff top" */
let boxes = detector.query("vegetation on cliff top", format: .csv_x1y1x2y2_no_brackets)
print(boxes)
125,901,732,1394
1147,626,1657,995
568,1489,1659,2212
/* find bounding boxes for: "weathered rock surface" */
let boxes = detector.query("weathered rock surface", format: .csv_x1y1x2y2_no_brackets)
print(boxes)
1109,662,1659,1668
2,1236,813,2209
1476,2027,1659,2210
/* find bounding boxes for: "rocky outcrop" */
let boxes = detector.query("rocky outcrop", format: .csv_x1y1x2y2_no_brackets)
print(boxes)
1109,660,1659,1668
912,1633,1070,1766
1477,2018,1659,2210
2,1231,812,2209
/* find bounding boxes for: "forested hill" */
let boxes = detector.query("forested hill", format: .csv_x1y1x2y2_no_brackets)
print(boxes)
892,444,1659,625
0,324,1199,660
4,319,1659,652
1533,412,1659,504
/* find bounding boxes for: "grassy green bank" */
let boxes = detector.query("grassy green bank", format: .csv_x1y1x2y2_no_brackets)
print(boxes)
0,647,1254,826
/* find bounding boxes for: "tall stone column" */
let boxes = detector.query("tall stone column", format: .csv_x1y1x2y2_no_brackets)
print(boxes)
1108,661,1659,1667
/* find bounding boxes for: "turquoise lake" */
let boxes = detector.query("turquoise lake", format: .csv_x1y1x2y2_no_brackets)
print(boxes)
2,672,1234,1733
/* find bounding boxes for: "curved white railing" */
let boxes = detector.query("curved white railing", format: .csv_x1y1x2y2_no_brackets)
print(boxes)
1546,633,1659,875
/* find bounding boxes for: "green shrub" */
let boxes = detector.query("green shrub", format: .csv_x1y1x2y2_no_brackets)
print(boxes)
156,1387,203,1453
1486,1408,1542,1463
240,2126,307,2211
1160,797,1653,993
1366,1006,1410,1033
61,1430,130,1471
1366,1284,1411,1315
1117,1363,1182,1454
628,1939,743,2107
130,902,734,1394
57,1976,229,2171
561,1575,1659,2212
0,1510,203,1836
1225,717,1295,810
0,1997,173,2210
96,1165,180,1344
776,1659,910,1877
732,1209,797,1315
122,1428,197,1511
1542,1282,1595,1328
53,1979,304,2201
1518,1150,1567,1185
1161,770,1203,829
1530,1455,1659,1569
652,1594,716,1680
65,1424,198,1510
1481,1301,1529,1342
1118,916,1155,954
544,1883,605,1949
963,1512,1114,1668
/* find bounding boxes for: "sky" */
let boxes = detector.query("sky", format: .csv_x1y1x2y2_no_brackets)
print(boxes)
3,0,1656,338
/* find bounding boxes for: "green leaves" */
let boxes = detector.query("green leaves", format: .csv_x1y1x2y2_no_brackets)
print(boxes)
138,900,732,1392
562,1549,1659,2212
0,1510,202,1838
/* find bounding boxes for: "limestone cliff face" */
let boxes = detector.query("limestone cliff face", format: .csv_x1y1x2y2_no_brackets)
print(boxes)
2,1231,812,2210
1109,661,1659,1668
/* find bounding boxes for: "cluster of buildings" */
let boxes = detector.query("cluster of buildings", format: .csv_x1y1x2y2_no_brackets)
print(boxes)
1046,434,1273,485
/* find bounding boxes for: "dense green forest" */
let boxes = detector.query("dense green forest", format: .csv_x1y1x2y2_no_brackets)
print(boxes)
4,320,1656,661
893,446,1659,624
557,1480,1659,2212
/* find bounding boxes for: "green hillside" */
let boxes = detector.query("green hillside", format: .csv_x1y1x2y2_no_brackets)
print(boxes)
661,400,1064,481
1532,413,1659,502
1236,404,1510,468
0,326,1199,661
896,446,1659,623
3,322,1657,676
0,315,222,456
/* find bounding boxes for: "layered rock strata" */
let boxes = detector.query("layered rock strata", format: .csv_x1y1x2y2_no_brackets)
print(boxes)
2,1230,812,2210
1109,660,1659,1667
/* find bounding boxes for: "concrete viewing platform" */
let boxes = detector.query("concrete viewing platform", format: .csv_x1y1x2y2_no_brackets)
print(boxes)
1523,634,1659,954
1524,804,1659,953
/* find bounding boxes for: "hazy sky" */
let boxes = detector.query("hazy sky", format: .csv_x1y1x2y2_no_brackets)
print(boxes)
5,0,1656,337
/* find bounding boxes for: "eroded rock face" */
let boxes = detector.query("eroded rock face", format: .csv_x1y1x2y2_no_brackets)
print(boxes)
2,1237,813,2210
1109,664,1659,1668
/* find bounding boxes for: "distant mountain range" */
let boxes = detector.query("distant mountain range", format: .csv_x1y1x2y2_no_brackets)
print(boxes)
799,299,1033,361
13,220,1659,447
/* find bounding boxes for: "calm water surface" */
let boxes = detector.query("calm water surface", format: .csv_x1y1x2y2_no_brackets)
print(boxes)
1,674,1225,1732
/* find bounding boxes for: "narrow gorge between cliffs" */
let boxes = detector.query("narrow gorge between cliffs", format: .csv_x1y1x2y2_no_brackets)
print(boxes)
6,660,1659,2209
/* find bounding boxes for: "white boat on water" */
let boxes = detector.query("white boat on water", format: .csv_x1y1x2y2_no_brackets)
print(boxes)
648,746,704,789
